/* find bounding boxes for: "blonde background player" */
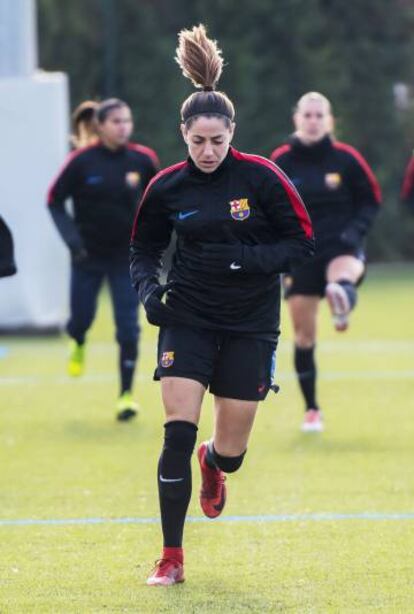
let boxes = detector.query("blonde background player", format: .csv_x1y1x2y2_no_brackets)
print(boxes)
271,92,381,432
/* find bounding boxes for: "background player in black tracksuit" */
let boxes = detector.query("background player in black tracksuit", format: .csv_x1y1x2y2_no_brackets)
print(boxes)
130,25,314,586
48,98,159,421
400,153,414,214
271,91,381,433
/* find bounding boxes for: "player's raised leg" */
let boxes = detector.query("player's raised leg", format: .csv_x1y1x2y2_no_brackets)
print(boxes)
198,396,256,518
326,255,364,332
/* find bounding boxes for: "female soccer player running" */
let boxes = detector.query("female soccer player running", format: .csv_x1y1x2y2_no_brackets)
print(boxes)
130,25,314,586
48,98,159,421
271,92,381,433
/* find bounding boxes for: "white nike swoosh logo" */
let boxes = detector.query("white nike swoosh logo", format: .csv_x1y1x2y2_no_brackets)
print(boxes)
230,262,242,270
159,475,184,483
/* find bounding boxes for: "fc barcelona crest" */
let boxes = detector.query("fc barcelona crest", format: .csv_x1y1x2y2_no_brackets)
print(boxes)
125,171,141,188
161,351,175,368
229,198,251,221
325,173,342,190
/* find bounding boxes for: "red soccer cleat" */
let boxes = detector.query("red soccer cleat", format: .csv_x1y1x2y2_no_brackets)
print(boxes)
325,282,350,332
197,441,227,518
146,557,185,586
301,409,324,433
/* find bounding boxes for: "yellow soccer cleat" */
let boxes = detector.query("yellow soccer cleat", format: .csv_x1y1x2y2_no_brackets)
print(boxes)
116,391,139,422
67,340,85,377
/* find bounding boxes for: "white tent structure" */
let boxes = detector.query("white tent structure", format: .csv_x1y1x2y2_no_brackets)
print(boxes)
0,0,70,331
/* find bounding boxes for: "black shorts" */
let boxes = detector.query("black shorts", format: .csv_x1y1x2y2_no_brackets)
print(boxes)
284,245,366,298
155,326,278,402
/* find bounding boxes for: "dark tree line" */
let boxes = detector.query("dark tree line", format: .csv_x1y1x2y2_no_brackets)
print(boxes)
38,0,414,259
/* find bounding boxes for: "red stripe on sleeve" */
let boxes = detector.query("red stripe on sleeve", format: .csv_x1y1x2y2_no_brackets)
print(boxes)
128,143,160,169
131,160,187,239
47,144,96,205
231,148,313,239
270,144,291,162
334,142,382,204
401,156,414,200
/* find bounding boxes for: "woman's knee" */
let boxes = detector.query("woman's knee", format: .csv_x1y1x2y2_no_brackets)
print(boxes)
212,400,257,460
295,331,316,348
288,299,318,347
163,420,198,455
159,421,198,501
327,256,364,283
162,377,204,423
115,323,140,347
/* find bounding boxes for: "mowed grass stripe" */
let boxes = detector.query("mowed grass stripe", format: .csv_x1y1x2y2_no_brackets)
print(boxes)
1,263,414,612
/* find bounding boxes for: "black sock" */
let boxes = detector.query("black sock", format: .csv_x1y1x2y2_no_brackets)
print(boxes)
337,279,358,310
119,343,137,395
158,420,197,547
294,345,318,411
207,442,246,473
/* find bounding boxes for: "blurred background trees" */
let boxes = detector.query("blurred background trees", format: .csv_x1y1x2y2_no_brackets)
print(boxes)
37,0,414,260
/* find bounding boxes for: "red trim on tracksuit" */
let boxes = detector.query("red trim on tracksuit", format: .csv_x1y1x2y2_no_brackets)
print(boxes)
334,142,382,204
127,143,160,170
270,144,292,162
47,144,96,205
131,160,188,239
231,148,313,239
401,156,414,201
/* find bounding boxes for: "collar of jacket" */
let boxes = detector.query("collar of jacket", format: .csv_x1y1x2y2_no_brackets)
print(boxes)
187,147,234,180
97,141,127,156
290,134,333,159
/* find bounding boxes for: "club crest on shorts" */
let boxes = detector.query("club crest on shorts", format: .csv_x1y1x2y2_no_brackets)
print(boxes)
229,198,251,221
325,173,342,190
160,351,175,368
125,171,141,188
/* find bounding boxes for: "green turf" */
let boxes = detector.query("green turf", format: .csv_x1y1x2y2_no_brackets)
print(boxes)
1,264,414,612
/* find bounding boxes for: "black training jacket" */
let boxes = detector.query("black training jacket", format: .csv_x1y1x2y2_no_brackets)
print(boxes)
270,136,381,253
48,141,159,259
130,146,314,341
400,155,414,213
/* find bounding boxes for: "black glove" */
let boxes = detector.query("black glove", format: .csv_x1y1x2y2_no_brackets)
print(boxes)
339,226,363,250
70,246,89,264
140,280,177,327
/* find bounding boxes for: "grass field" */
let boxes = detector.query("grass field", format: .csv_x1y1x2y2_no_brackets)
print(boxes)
1,263,414,613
